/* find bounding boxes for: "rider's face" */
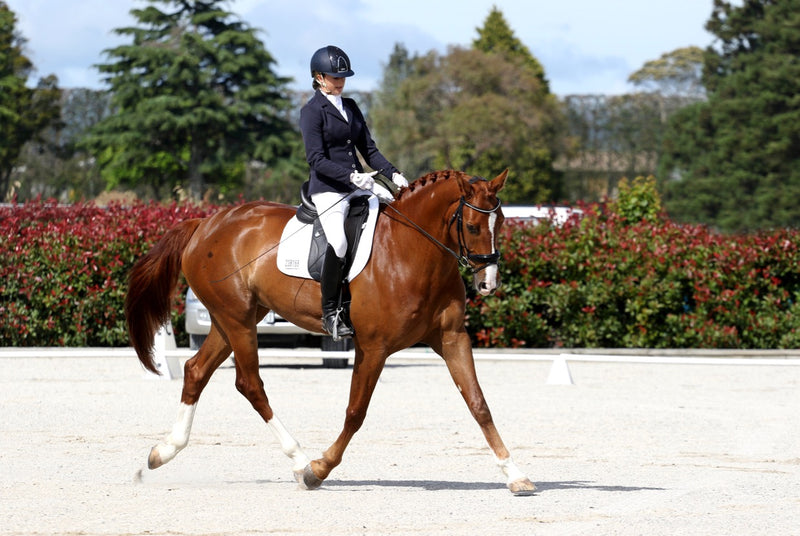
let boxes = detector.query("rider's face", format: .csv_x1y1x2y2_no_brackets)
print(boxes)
318,74,346,96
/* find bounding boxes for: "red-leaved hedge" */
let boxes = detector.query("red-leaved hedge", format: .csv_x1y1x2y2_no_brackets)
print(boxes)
466,205,800,349
3,199,800,349
0,199,216,347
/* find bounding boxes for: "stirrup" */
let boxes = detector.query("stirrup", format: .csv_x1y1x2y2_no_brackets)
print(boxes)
323,308,353,341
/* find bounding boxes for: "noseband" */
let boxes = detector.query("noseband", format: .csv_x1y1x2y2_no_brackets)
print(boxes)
449,196,502,273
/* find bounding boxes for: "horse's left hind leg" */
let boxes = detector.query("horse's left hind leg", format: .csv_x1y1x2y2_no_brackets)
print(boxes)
147,326,231,469
439,330,536,496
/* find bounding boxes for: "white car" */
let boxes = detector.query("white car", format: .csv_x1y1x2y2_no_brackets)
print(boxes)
184,288,351,366
502,205,583,226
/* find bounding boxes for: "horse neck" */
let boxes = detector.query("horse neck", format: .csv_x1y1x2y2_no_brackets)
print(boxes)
391,173,463,243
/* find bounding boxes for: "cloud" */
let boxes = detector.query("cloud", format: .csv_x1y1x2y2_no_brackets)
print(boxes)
240,1,443,92
6,0,715,95
535,39,633,95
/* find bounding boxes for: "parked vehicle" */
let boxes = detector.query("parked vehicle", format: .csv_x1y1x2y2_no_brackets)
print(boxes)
502,205,583,226
184,288,351,367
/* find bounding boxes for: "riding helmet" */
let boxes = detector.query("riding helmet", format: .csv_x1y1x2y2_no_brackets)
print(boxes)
310,45,354,78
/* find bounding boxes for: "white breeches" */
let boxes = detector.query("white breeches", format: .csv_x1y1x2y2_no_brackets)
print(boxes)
311,190,352,258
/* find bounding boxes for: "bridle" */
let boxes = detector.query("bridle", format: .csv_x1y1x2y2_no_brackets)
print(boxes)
449,196,502,273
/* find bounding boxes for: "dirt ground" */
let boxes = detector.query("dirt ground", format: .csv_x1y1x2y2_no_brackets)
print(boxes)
1,350,799,535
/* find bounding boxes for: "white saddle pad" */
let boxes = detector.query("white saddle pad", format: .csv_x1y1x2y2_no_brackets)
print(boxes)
276,195,379,281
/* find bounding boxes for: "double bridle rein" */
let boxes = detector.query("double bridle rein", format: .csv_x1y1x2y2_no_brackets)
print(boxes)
384,189,502,274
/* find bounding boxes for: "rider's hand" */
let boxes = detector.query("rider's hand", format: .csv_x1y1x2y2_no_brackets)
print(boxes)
371,182,395,203
350,170,377,190
392,173,409,188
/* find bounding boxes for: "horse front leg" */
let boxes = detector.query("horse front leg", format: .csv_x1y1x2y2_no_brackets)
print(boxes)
439,330,536,495
301,349,387,489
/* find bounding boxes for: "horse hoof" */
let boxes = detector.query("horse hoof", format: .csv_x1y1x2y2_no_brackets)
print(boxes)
298,464,324,490
508,477,536,496
147,447,163,470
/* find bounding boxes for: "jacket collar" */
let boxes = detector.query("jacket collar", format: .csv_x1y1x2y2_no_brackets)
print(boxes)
314,90,348,123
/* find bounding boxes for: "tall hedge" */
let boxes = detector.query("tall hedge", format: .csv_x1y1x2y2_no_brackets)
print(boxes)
0,200,214,346
466,205,800,349
3,198,800,349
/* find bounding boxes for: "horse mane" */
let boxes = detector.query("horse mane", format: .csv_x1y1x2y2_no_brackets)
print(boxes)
393,169,468,206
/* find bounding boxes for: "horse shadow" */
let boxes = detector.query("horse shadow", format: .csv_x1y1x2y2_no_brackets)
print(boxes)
320,479,665,493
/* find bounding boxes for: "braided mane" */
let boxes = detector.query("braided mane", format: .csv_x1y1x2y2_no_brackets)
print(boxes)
393,169,468,206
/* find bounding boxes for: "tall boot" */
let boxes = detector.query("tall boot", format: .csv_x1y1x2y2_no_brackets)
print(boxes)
320,245,354,341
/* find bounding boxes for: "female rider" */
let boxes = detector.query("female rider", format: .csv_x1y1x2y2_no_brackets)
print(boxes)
299,45,408,340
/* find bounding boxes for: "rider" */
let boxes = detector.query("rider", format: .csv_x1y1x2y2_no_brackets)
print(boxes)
299,45,408,341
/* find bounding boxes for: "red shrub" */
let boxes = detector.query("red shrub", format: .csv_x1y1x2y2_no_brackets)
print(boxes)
0,199,216,347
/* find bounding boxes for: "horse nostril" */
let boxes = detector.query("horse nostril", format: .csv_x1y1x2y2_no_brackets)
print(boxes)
478,281,496,296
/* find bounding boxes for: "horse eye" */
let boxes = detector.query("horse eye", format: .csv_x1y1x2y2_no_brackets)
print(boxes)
466,224,479,235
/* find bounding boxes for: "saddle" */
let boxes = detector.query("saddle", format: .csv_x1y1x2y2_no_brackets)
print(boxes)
276,182,376,282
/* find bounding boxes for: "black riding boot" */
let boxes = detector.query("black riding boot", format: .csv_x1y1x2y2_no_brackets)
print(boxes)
320,245,354,341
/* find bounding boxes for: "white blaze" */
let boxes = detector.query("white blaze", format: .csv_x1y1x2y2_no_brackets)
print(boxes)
477,212,499,294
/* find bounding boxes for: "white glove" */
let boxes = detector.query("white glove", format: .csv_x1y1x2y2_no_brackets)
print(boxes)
392,173,409,188
350,170,378,190
371,182,395,203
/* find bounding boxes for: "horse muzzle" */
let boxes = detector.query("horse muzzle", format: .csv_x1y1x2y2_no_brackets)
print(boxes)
474,264,501,296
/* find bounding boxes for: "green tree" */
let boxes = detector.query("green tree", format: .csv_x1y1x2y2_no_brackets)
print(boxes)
472,5,549,91
84,0,297,200
628,46,706,99
371,8,566,203
609,175,664,224
370,44,428,179
14,89,111,201
659,0,800,232
0,1,61,200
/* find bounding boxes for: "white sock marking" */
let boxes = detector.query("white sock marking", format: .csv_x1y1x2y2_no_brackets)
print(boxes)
268,416,311,472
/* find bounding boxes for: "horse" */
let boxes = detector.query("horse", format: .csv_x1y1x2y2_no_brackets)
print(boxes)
125,168,535,495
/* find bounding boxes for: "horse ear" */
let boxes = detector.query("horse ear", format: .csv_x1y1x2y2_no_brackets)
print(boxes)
456,172,473,200
489,169,509,194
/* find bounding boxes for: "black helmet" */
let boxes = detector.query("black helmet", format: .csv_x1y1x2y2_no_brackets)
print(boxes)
310,45,354,78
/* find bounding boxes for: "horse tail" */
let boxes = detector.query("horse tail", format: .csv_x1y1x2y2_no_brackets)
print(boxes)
125,219,201,374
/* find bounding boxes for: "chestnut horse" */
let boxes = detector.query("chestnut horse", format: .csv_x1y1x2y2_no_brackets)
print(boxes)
126,169,535,495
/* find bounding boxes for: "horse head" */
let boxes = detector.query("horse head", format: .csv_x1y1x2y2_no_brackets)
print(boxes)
452,169,508,296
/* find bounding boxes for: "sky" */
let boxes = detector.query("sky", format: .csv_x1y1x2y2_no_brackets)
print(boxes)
7,0,717,96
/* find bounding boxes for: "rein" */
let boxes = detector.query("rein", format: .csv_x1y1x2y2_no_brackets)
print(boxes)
383,194,502,274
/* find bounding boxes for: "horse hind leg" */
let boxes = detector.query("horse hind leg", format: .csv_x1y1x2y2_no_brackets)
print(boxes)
223,313,313,485
267,415,312,484
148,402,196,469
145,326,231,471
